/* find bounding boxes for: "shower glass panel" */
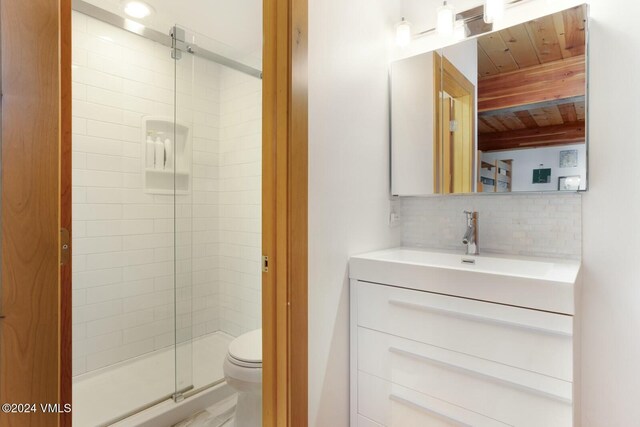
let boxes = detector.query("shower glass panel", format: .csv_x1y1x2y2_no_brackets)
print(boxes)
173,22,263,400
71,9,181,425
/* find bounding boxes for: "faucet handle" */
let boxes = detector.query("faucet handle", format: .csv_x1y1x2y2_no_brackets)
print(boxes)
463,210,477,219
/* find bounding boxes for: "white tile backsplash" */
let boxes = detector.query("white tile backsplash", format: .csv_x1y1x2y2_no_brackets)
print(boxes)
72,11,261,376
401,193,582,259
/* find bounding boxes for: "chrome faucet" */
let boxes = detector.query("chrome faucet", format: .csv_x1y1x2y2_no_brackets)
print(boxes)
462,211,479,256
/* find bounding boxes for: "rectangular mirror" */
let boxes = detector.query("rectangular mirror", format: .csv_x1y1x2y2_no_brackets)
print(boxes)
391,4,588,196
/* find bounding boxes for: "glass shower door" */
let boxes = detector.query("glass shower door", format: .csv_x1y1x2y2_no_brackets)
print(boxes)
171,21,265,400
71,7,184,424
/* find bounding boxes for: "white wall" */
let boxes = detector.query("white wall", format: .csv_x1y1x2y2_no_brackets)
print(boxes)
580,0,640,424
444,38,478,87
308,0,403,425
482,144,587,192
391,53,436,196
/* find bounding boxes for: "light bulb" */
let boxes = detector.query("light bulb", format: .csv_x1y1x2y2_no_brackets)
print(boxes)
437,1,455,37
123,1,153,19
396,18,411,47
454,21,467,41
484,0,505,24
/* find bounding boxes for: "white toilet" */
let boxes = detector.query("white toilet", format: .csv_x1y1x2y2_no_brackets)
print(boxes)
223,329,262,427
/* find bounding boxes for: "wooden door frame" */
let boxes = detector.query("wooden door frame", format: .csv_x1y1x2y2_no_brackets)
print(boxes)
262,0,308,425
1,0,71,425
435,54,475,194
60,0,73,425
2,0,306,424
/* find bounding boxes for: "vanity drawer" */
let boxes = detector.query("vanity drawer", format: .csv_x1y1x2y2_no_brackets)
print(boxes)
357,415,383,427
356,280,573,381
358,327,573,426
358,371,511,427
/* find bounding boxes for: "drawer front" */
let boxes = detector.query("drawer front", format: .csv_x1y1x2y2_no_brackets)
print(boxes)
358,327,573,426
358,371,510,427
357,415,383,427
356,281,573,380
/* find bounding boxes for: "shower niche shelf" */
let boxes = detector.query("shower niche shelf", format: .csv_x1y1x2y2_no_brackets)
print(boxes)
142,116,192,195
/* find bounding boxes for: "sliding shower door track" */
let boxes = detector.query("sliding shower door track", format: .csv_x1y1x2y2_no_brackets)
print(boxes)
98,385,191,426
98,378,228,426
71,0,262,79
181,378,227,400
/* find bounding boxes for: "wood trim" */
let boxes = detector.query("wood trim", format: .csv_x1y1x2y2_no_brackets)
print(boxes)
433,52,441,193
436,56,476,194
288,0,308,424
443,57,475,194
478,121,585,151
442,57,475,98
263,0,308,425
262,0,278,423
60,0,73,425
1,0,63,425
478,56,585,112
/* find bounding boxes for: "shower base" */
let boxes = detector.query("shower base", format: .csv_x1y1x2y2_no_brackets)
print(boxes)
73,331,233,426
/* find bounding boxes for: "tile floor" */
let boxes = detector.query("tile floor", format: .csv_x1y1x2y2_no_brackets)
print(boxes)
173,394,237,427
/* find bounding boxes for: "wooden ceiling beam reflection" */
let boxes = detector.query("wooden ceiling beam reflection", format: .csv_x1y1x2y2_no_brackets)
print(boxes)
478,121,585,151
479,96,585,118
558,102,578,123
514,110,540,129
478,55,585,112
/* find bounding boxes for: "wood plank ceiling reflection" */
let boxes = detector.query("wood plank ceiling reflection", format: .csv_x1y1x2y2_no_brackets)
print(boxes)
477,5,586,78
477,5,587,151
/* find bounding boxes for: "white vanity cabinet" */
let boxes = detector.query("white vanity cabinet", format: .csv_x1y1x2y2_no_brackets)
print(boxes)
349,248,581,427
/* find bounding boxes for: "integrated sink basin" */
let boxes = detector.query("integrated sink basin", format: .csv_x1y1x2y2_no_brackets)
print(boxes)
349,247,581,314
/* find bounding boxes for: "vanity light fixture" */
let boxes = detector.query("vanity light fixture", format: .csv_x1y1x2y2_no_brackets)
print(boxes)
123,1,154,19
436,1,455,37
454,20,468,40
396,17,412,47
484,0,505,24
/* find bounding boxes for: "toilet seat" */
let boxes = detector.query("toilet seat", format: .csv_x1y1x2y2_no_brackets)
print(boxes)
227,329,262,367
228,354,262,369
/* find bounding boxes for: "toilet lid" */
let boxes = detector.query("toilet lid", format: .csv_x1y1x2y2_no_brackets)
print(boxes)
228,329,262,364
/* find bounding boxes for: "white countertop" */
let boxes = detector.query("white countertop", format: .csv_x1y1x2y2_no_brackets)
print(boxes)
349,247,581,314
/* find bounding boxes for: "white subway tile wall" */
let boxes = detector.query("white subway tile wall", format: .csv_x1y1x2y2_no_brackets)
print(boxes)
401,193,582,259
72,12,262,376
217,68,262,337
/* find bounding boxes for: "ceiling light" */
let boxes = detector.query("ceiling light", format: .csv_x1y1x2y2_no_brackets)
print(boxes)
396,18,412,47
484,0,505,24
437,1,455,37
124,1,153,19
